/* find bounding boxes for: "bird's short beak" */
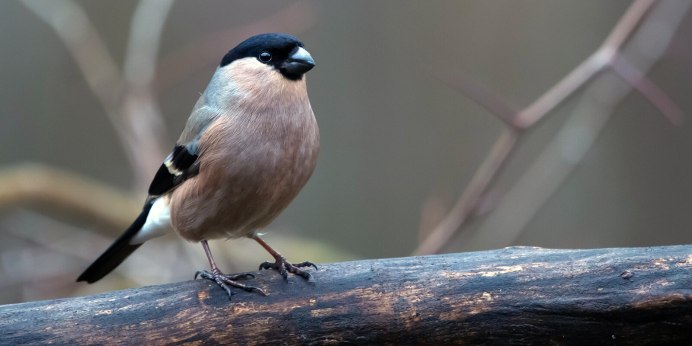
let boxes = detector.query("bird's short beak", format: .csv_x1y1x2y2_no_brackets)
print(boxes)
282,47,315,75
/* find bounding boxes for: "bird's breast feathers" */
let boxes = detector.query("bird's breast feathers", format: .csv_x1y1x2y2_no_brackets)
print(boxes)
168,84,318,241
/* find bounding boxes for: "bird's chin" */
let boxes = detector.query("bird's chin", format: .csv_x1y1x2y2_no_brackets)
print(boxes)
279,62,314,80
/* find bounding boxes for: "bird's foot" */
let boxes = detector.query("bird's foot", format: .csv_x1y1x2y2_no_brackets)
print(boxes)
195,270,267,298
259,255,317,281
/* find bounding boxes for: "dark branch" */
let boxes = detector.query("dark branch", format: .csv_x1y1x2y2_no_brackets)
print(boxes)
1,245,690,344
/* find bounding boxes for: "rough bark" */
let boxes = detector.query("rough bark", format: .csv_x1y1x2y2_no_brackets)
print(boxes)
1,245,690,345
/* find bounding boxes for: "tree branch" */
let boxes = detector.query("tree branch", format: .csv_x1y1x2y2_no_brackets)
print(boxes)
1,245,690,344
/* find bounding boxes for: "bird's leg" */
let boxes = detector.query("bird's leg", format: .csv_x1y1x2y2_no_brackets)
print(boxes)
252,234,317,280
195,240,267,298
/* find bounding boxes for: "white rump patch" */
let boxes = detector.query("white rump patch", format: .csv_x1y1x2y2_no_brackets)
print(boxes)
130,198,172,244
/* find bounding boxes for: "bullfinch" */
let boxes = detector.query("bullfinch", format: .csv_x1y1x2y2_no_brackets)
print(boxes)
77,33,319,298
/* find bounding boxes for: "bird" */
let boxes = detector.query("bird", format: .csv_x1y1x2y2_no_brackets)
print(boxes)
77,33,320,298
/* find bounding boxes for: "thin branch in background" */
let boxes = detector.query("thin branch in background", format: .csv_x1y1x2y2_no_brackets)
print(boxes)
20,0,141,186
414,0,687,255
19,0,121,107
120,0,175,190
472,0,690,249
123,0,175,89
21,0,171,189
611,56,684,125
513,0,658,129
416,129,519,250
434,72,519,129
0,163,139,233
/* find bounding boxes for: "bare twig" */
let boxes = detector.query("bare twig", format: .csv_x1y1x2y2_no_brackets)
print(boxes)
415,129,519,254
0,163,138,232
121,0,175,189
460,0,690,250
515,0,657,129
20,0,140,184
19,0,122,109
415,0,685,255
611,56,684,125
434,72,519,129
123,0,175,89
20,0,171,189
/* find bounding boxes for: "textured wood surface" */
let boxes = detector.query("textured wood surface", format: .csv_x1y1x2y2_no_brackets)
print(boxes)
1,245,691,345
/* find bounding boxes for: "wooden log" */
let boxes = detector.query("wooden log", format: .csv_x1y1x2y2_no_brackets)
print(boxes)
1,245,690,345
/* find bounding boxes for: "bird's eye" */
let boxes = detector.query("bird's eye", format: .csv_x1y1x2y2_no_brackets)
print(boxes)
258,51,272,63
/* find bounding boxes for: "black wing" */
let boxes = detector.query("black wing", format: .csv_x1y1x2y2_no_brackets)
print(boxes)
148,142,200,196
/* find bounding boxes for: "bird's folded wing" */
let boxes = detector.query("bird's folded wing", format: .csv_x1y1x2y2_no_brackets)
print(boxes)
148,143,200,196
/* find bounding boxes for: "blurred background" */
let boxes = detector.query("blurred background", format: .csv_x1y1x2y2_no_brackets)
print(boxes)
1,0,691,304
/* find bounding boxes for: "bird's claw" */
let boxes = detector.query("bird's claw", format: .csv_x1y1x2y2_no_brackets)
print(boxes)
195,270,266,299
259,256,317,281
194,270,254,281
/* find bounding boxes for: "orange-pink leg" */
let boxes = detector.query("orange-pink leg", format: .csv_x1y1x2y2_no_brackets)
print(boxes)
195,240,267,298
252,234,317,280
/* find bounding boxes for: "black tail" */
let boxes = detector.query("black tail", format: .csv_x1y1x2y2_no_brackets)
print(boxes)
77,199,155,283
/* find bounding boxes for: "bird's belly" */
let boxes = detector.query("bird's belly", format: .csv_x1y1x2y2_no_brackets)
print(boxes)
168,139,317,242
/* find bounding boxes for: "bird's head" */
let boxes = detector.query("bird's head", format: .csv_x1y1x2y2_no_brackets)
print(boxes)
208,33,315,106
220,33,315,81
